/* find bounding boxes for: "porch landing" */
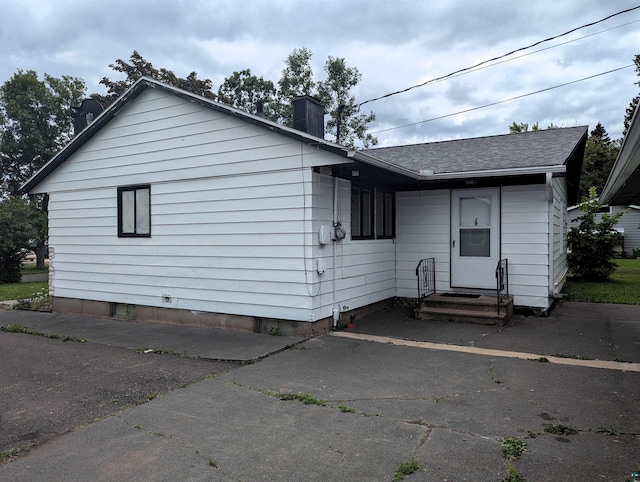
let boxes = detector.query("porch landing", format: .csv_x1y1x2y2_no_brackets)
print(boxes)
415,292,513,325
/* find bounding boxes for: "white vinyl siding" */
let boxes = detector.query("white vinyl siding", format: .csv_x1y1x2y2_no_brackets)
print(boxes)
40,89,344,322
501,184,551,308
395,190,451,298
396,185,554,309
551,177,568,292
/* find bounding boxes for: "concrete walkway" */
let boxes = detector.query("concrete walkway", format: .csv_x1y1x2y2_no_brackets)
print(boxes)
1,301,639,481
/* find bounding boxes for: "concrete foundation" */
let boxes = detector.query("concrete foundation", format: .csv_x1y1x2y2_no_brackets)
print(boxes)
50,296,394,337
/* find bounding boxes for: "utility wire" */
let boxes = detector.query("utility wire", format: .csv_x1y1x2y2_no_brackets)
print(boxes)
359,5,640,107
371,65,634,135
434,19,640,85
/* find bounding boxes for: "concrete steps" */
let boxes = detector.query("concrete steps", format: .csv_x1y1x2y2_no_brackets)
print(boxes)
415,292,513,325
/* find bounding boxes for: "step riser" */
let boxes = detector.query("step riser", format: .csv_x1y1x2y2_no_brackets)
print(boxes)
422,301,511,313
416,293,513,325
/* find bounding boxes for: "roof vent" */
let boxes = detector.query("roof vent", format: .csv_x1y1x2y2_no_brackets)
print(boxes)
73,99,103,136
292,96,325,139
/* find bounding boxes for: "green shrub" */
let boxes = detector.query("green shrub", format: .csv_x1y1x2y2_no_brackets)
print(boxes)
567,187,624,281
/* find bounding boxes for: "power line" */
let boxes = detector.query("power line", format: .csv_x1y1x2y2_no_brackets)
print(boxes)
371,65,634,135
435,19,640,85
359,5,640,107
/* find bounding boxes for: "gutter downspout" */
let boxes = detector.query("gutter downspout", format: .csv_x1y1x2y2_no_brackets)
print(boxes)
332,176,340,329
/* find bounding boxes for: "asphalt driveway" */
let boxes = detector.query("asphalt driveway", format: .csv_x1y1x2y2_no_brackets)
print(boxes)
1,302,639,481
0,328,236,459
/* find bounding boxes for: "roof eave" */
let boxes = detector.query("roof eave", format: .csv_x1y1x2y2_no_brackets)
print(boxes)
416,164,566,180
21,77,360,193
601,105,640,205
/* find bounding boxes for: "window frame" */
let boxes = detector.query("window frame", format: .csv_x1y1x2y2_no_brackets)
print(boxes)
351,184,394,240
375,189,394,239
117,184,151,237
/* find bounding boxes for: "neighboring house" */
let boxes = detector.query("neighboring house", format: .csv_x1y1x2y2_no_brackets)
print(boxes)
22,77,587,333
567,204,640,253
601,104,640,205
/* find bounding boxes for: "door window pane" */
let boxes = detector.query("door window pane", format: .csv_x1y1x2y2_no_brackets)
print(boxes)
460,228,490,257
460,196,491,227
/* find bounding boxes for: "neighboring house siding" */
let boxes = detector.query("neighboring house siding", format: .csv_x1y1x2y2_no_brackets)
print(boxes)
395,190,451,298
568,206,640,252
35,89,343,322
501,185,550,308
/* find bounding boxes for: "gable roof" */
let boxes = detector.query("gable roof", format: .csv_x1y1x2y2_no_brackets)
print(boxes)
21,77,587,198
21,77,418,193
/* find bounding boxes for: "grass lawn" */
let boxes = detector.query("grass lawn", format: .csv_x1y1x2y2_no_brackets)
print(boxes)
21,263,50,274
0,264,49,301
0,281,48,302
562,258,640,304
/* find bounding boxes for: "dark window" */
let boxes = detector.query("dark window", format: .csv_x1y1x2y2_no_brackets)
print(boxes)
376,191,394,238
351,186,393,240
118,185,150,237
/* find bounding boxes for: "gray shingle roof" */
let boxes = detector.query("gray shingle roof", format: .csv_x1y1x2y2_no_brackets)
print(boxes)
363,126,588,175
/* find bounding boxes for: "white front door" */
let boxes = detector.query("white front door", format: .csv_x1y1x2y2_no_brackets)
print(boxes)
451,188,500,289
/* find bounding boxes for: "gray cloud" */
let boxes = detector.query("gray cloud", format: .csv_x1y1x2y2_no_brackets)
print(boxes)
1,0,638,145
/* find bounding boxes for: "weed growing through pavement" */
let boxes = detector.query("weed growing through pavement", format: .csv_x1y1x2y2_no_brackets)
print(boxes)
501,437,527,481
530,356,549,362
268,326,281,336
135,392,158,405
503,464,526,482
393,459,420,481
550,353,593,360
338,405,355,413
276,392,326,406
0,448,19,462
544,423,578,436
501,437,527,459
1,324,87,343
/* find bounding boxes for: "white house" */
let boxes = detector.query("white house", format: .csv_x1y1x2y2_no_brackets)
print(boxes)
22,78,587,333
601,103,640,205
567,204,640,254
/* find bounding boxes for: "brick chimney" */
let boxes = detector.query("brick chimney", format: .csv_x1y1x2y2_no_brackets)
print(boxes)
292,96,325,139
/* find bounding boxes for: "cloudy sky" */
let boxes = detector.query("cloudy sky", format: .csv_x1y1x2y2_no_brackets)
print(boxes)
2,0,639,147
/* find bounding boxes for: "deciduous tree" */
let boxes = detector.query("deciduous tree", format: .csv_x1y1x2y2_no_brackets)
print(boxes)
94,50,215,106
217,69,277,118
0,197,42,283
219,48,377,148
0,70,85,268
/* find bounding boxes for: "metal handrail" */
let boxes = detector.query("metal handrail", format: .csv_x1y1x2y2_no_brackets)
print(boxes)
416,258,436,299
495,259,509,315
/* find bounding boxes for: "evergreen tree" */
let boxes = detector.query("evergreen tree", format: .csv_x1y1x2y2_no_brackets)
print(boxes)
578,123,620,200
